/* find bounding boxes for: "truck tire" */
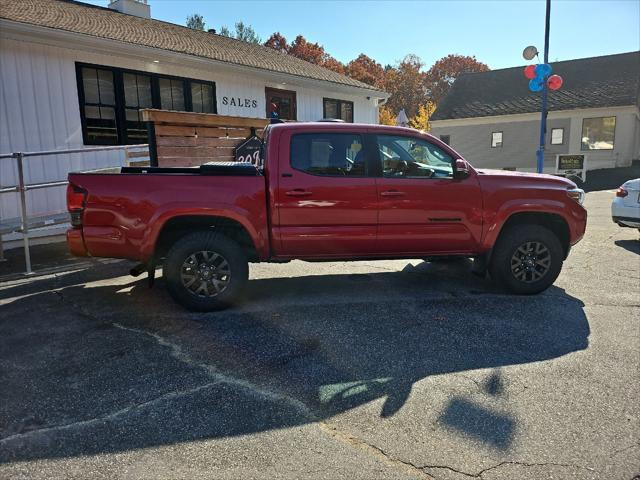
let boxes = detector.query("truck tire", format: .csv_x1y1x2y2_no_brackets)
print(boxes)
489,224,564,295
164,231,248,311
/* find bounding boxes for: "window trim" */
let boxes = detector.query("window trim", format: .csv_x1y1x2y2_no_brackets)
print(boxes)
580,116,616,151
323,97,354,123
550,127,564,145
375,133,455,180
289,132,371,178
491,131,503,148
75,62,217,145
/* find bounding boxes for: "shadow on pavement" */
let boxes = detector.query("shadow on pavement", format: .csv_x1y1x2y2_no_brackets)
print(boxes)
0,260,590,463
614,238,639,255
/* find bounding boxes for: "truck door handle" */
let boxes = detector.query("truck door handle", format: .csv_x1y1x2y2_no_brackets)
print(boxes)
285,189,312,197
380,190,406,197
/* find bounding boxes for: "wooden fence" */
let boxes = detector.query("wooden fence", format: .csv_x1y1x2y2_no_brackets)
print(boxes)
141,109,270,167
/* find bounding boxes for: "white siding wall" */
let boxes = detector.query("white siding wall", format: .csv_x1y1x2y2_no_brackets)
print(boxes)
0,36,379,221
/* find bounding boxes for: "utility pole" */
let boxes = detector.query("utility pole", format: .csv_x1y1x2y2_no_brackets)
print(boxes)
536,0,551,174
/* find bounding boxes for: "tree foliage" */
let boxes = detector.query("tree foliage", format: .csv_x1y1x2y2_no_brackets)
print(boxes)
218,22,262,44
425,54,489,104
408,102,436,131
264,32,288,52
346,54,385,88
186,13,205,31
383,55,428,119
378,106,396,126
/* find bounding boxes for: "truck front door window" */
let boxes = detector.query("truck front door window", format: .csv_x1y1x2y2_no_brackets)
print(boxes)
377,135,453,179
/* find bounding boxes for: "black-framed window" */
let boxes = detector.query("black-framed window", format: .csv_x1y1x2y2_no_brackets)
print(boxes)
291,133,367,177
323,98,354,123
550,128,564,145
76,63,217,145
581,116,615,150
491,131,503,148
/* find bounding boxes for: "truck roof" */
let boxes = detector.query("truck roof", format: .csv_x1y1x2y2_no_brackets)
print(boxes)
268,122,432,137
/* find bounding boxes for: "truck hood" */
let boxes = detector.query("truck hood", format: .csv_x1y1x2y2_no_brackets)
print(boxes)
476,168,576,188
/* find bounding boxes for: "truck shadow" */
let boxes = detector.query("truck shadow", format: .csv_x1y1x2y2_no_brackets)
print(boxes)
0,260,590,463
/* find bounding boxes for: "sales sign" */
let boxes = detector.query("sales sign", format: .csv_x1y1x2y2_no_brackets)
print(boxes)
556,154,587,183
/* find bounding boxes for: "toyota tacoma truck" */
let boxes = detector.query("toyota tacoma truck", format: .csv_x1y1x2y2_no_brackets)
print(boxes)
66,122,587,311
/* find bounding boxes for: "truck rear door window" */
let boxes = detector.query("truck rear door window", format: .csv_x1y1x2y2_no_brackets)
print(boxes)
291,133,366,177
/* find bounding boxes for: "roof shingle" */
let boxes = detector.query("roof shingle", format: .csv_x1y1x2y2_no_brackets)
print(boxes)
432,51,640,120
0,0,383,92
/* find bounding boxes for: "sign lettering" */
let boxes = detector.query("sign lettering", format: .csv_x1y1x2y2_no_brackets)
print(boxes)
222,96,258,109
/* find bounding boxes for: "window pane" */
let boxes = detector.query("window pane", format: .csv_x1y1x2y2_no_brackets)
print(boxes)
551,128,563,145
97,69,115,105
137,75,152,108
267,90,295,120
491,132,502,148
171,80,185,111
377,135,453,178
340,102,353,123
82,68,99,104
201,84,214,113
324,99,338,119
160,78,185,111
581,117,615,150
84,105,117,144
291,133,366,176
191,83,203,113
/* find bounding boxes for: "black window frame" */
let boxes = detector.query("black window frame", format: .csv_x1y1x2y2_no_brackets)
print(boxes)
76,62,217,145
550,127,564,145
491,131,503,148
323,98,354,123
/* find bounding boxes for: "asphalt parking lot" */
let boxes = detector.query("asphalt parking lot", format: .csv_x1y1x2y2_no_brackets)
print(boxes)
0,189,638,480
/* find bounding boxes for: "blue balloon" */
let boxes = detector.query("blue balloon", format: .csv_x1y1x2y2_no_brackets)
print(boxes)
535,63,552,77
529,78,544,92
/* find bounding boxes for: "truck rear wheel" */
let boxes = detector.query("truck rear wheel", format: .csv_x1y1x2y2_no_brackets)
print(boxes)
164,232,248,311
490,224,564,294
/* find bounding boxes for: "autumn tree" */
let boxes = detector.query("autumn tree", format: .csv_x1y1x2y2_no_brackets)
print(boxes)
425,54,489,104
346,54,385,88
321,56,346,74
186,14,205,31
264,32,289,52
384,54,428,119
408,102,436,131
378,106,396,125
287,35,326,64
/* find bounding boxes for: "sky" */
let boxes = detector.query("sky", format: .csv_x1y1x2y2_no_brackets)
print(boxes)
86,0,640,70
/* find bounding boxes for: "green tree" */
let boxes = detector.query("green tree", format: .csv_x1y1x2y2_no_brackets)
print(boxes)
186,13,205,31
218,22,262,44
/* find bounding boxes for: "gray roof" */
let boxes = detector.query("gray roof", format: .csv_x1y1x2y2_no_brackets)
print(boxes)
0,0,383,92
432,51,640,120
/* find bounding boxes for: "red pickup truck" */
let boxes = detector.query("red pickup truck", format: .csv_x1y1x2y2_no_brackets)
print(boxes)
67,122,586,311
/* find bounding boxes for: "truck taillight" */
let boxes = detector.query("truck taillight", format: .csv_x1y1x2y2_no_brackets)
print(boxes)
67,184,86,226
616,187,628,198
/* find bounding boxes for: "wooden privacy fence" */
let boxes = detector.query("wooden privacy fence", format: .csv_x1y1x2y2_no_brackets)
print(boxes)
141,109,270,167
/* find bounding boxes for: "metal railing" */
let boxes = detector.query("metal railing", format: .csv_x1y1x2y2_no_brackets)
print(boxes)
0,144,149,275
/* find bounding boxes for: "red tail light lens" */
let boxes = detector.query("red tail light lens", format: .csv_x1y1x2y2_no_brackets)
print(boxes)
66,184,86,211
616,187,628,198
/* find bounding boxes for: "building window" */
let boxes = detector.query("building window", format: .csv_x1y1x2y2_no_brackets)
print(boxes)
323,98,354,123
191,81,216,113
79,67,118,145
291,133,366,176
76,63,217,145
581,116,615,150
266,87,297,120
439,135,450,145
491,131,503,148
550,128,564,145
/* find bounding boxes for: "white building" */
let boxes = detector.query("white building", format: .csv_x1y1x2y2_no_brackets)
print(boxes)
430,52,640,174
0,0,387,232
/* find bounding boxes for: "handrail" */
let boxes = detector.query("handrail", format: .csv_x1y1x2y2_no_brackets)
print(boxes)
0,144,148,274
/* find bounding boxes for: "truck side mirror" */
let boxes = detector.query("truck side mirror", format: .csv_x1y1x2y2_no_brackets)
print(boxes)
454,159,470,179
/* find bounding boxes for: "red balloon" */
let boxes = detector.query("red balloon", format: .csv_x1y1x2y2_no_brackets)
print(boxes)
547,74,563,90
524,65,536,79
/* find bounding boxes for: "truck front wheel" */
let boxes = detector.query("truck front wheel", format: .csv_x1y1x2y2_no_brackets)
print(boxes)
490,224,564,294
164,232,248,311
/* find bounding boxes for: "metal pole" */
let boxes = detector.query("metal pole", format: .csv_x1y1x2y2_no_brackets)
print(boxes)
536,0,551,174
15,152,33,274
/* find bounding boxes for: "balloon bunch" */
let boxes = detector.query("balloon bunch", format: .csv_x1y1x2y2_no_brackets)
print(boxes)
524,63,563,92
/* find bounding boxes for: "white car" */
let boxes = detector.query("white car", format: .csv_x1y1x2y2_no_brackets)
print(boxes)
612,178,640,229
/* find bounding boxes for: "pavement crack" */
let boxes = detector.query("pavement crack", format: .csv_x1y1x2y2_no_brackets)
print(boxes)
111,323,315,418
318,423,435,479
0,382,219,445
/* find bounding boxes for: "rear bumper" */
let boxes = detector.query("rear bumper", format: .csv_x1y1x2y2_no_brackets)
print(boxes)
613,216,640,228
66,228,89,256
